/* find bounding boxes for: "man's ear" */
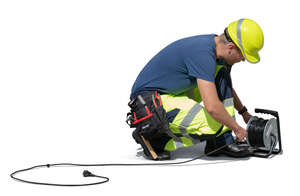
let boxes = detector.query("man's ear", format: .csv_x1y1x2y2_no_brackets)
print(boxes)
228,42,235,49
227,42,235,55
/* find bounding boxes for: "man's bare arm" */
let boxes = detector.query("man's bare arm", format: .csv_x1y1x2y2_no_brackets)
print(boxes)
197,78,247,141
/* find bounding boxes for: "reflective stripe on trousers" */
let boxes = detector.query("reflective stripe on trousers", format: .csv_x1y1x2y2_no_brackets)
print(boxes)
162,96,235,151
162,65,235,151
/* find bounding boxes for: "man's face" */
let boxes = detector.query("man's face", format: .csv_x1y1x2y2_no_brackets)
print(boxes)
224,42,245,66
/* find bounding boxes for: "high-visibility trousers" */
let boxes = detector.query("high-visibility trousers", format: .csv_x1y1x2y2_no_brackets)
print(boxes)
161,66,235,151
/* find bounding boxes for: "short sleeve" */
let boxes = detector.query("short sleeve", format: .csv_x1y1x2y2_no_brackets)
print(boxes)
184,51,216,82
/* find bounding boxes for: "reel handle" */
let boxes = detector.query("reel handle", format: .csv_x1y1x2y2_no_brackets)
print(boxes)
254,108,283,156
255,108,278,117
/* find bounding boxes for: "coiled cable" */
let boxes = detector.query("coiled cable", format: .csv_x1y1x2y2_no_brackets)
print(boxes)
247,117,268,147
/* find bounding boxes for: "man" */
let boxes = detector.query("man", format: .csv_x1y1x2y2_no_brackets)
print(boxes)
127,18,264,160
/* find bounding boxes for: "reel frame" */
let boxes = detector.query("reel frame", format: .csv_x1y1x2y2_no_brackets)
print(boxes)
248,108,283,158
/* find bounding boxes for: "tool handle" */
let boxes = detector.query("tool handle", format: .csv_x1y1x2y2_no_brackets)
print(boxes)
255,108,278,117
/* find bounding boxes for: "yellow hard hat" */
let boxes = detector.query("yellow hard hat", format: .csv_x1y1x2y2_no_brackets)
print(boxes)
226,18,264,63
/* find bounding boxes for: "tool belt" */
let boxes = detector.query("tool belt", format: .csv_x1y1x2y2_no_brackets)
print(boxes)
126,91,169,140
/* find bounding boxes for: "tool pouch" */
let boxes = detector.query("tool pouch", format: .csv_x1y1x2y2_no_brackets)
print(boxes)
126,91,169,140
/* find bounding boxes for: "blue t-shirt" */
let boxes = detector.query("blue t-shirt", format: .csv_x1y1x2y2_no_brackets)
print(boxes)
130,34,218,99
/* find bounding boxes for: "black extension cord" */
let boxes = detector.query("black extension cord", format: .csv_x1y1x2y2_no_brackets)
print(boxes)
10,143,231,187
247,117,268,147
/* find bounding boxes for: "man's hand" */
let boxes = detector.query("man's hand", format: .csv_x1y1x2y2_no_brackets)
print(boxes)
234,126,247,141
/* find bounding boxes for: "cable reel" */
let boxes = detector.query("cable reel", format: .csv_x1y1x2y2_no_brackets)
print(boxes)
245,108,283,158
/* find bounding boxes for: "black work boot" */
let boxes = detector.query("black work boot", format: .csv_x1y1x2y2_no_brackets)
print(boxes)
205,132,252,158
132,129,171,160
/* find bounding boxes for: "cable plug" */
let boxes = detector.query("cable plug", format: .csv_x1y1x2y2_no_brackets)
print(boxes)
83,170,95,177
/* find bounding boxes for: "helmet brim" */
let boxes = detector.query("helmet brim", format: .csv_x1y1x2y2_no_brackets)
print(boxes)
245,51,260,64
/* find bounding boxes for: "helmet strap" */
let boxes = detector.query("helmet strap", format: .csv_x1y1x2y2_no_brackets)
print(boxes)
224,28,233,43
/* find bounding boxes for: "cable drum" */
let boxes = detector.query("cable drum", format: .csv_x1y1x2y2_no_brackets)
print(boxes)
246,116,278,150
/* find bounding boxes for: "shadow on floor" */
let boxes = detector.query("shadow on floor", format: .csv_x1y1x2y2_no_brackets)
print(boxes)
136,141,250,165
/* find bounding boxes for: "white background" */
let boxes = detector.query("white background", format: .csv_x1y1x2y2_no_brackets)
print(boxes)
1,0,299,195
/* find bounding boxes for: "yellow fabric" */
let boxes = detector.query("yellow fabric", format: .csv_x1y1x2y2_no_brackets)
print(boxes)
161,65,235,151
161,95,233,136
165,139,177,151
161,94,235,151
181,137,193,147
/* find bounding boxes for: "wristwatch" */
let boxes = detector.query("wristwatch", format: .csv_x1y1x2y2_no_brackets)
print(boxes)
238,106,248,115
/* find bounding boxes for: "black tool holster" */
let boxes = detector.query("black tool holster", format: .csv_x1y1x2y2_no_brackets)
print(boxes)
126,91,169,140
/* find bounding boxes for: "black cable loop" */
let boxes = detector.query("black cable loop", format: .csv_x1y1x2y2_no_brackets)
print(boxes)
10,164,109,187
11,117,280,186
247,117,268,147
10,143,231,187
